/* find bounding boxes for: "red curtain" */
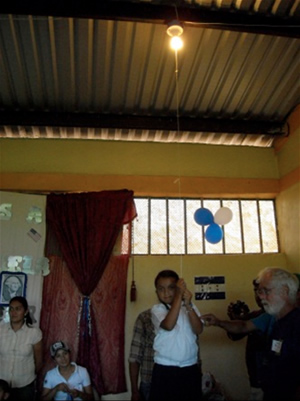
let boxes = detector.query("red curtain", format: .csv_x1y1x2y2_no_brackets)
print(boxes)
40,254,130,395
41,190,136,395
91,254,129,392
39,256,80,388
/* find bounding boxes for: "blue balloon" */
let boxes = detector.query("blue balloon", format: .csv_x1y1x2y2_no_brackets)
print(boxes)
194,208,214,226
205,223,223,244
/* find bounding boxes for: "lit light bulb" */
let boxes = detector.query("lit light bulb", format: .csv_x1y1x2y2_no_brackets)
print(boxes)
170,36,183,51
166,20,184,51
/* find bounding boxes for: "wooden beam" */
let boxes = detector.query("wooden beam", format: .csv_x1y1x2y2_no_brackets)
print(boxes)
0,111,285,136
1,0,299,38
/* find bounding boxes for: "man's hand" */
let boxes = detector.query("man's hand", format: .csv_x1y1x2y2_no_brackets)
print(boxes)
201,313,220,327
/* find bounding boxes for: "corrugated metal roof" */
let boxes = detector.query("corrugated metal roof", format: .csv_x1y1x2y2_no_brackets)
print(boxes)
0,0,299,147
0,125,276,147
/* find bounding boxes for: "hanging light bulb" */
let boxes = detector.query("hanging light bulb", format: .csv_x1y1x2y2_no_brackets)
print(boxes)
166,20,184,51
170,36,183,51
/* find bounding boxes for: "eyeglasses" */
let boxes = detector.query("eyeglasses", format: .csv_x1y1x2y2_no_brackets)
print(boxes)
256,287,275,296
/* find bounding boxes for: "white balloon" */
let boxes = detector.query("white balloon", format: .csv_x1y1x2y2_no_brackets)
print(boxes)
214,207,233,225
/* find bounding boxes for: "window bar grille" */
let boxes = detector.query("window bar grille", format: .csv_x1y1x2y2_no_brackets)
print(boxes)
273,200,281,253
183,199,188,255
201,199,206,254
239,200,245,254
220,199,226,254
166,198,170,255
256,200,263,253
133,197,279,256
148,198,151,255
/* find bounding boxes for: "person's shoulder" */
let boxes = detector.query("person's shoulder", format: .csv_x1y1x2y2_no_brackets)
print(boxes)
0,321,9,328
151,303,163,311
76,364,91,378
31,325,42,332
151,303,167,318
81,366,89,374
138,309,152,320
138,308,151,317
252,311,271,322
248,308,264,319
0,322,10,333
44,366,57,378
251,312,273,330
285,307,300,323
26,325,43,336
133,309,150,324
73,363,86,371
293,307,300,315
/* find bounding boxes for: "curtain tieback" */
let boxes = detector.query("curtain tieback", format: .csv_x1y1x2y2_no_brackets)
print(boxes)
77,295,92,337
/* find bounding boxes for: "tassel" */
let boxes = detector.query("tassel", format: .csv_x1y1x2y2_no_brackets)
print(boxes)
130,280,137,302
130,243,136,301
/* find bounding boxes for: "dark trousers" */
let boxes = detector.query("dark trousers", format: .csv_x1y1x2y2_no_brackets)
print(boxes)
9,381,36,401
140,381,151,401
149,363,202,401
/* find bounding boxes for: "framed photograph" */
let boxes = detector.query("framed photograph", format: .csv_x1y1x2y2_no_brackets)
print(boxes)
0,272,27,306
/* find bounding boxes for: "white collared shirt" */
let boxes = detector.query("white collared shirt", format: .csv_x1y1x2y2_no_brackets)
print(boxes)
0,322,42,387
43,362,91,400
151,302,201,367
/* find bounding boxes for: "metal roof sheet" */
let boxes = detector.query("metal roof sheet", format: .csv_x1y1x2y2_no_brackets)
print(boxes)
0,0,299,147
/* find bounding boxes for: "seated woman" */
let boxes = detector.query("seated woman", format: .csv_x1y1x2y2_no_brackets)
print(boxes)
41,341,94,401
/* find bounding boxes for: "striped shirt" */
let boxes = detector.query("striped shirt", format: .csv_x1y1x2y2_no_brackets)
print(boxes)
129,309,155,384
0,322,42,387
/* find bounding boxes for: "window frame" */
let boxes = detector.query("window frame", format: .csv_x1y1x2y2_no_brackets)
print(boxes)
132,197,280,256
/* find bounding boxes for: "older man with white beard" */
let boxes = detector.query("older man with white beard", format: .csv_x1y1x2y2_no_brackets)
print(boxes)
202,267,300,401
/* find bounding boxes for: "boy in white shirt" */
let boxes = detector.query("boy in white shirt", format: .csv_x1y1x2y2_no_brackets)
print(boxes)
41,341,93,401
149,270,203,401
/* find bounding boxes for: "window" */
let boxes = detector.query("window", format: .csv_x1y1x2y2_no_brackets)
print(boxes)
132,198,279,255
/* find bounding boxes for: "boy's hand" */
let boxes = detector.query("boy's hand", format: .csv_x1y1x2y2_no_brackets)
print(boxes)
176,278,187,295
183,288,192,306
55,382,71,393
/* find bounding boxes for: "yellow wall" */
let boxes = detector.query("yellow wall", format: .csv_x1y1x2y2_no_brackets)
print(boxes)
0,138,279,198
0,139,278,178
275,105,300,272
122,253,287,401
0,107,299,400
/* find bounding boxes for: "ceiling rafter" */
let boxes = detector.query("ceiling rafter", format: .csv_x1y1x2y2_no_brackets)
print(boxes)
0,111,286,136
1,0,300,38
